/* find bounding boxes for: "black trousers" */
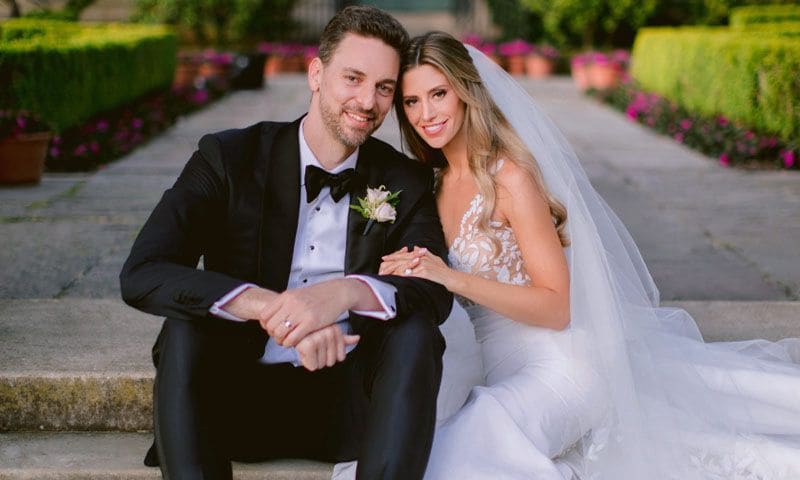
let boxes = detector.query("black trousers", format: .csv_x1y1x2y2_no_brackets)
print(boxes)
149,314,445,480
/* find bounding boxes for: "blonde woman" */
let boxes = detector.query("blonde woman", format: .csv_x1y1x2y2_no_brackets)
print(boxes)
378,31,800,479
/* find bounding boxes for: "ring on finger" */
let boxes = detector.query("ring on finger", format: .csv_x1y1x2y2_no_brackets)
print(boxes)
283,319,292,330
404,267,413,275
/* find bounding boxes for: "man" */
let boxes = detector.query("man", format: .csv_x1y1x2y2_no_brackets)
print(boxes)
119,6,451,480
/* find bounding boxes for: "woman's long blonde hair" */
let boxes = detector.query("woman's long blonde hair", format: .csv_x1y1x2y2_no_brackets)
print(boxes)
396,31,569,247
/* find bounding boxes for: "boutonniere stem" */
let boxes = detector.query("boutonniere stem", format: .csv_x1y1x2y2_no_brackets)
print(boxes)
351,185,401,235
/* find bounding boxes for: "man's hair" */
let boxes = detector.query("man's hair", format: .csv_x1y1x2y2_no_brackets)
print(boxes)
318,5,409,65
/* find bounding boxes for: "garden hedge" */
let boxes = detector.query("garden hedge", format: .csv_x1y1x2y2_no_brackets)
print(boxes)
630,27,800,142
730,4,800,28
0,19,177,131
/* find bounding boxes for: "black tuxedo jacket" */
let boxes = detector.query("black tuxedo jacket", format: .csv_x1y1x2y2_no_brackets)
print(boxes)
120,117,452,336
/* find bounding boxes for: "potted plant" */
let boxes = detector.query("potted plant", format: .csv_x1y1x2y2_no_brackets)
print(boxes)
570,53,591,91
0,110,52,184
525,44,559,78
586,50,629,90
174,51,202,88
199,49,235,82
499,39,532,75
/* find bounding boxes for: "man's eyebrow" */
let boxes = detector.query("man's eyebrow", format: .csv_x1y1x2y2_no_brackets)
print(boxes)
343,67,366,77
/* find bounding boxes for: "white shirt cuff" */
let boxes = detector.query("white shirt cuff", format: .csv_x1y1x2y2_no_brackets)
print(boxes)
209,283,257,322
346,275,397,320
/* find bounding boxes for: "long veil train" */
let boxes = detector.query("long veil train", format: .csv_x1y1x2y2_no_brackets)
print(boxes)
453,45,800,479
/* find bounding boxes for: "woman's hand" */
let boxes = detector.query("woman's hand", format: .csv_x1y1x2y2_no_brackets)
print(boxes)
379,246,417,275
380,246,458,290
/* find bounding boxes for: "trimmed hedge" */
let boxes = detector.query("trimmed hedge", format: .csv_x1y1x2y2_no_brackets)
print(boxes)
730,5,800,28
0,19,177,132
630,27,800,142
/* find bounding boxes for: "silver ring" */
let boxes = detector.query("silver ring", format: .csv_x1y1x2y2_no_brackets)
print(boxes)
283,320,292,329
404,268,413,275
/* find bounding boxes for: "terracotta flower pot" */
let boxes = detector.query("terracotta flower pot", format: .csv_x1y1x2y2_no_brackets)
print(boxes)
505,55,526,75
173,62,200,88
264,55,283,77
0,132,52,184
571,64,590,91
199,62,232,80
525,55,554,78
587,64,620,90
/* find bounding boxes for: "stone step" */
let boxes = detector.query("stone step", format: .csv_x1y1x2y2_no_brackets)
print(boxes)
1,299,798,431
0,432,332,479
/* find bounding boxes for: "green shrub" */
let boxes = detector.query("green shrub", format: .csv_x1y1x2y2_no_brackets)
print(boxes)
0,19,177,132
730,4,800,27
631,27,800,142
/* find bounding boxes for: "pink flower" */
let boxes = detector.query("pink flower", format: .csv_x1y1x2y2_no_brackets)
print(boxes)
49,147,60,157
744,131,754,140
74,144,88,156
625,106,638,120
781,150,796,168
96,120,109,132
719,154,730,166
90,141,100,153
679,119,692,130
132,118,144,130
717,116,729,127
674,133,684,143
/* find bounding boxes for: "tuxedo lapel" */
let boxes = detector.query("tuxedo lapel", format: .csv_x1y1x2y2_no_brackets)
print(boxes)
346,139,386,275
259,120,302,291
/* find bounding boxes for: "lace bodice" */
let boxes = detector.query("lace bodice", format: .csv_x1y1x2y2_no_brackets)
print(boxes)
448,189,531,308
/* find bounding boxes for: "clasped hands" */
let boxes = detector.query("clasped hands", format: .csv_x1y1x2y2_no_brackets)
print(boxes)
227,279,361,372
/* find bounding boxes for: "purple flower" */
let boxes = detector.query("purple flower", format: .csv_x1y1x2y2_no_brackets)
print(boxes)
132,118,144,130
74,144,88,156
462,34,483,47
90,141,100,153
719,154,730,166
479,42,497,56
97,120,109,132
781,150,796,168
16,116,26,129
190,89,209,104
499,39,532,57
679,119,693,130
49,147,60,157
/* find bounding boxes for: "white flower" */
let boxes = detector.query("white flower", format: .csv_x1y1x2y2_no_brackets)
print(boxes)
373,202,396,222
366,186,390,204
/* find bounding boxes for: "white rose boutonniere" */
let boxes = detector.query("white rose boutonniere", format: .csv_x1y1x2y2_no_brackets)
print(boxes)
351,185,401,235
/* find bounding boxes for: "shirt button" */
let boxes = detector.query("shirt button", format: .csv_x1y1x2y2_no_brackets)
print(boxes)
309,245,315,251
302,279,308,284
315,206,321,212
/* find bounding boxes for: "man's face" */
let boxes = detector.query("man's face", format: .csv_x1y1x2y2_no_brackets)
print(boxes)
309,33,400,149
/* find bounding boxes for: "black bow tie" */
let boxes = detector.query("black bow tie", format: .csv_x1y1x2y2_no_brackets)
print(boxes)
304,165,364,203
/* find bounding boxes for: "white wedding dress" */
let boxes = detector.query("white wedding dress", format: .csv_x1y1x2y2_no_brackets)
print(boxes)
424,186,608,480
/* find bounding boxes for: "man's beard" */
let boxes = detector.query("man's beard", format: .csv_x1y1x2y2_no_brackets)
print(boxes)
319,93,379,149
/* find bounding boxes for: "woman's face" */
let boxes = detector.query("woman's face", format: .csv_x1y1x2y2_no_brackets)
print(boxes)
401,64,466,151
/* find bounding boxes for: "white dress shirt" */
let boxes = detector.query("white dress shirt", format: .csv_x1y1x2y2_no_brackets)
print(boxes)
210,118,397,366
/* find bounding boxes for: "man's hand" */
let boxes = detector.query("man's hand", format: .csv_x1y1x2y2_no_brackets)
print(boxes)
260,278,375,347
295,323,360,371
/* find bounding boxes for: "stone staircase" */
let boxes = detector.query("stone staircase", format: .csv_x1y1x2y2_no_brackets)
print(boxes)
1,298,799,478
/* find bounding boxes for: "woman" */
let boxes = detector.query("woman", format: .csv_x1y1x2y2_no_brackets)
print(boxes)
377,32,800,479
